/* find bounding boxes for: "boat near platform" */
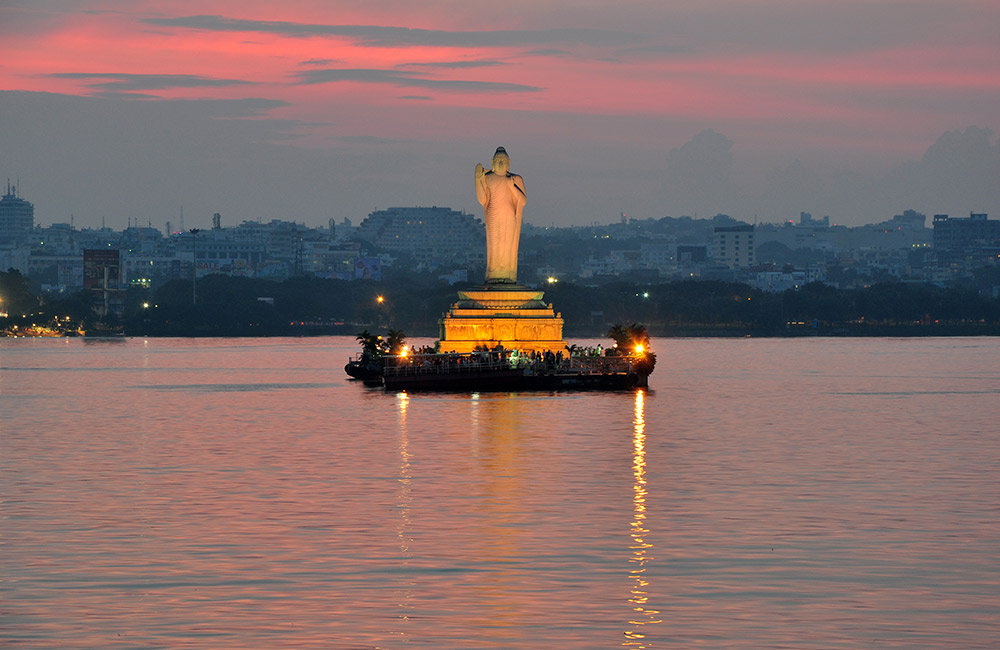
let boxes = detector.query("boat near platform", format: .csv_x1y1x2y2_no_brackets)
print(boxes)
365,349,652,392
344,354,382,382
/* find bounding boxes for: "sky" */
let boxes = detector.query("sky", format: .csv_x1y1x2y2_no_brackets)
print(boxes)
1,0,999,230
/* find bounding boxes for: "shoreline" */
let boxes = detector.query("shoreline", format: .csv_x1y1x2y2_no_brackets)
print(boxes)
7,325,1000,339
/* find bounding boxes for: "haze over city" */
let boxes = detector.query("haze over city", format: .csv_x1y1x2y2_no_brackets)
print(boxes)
2,0,999,231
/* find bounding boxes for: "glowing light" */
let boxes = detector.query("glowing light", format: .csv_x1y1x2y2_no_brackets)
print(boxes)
547,276,558,284
142,302,149,309
377,295,385,304
634,344,644,355
400,346,409,357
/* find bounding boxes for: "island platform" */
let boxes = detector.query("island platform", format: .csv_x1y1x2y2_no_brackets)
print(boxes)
348,349,652,392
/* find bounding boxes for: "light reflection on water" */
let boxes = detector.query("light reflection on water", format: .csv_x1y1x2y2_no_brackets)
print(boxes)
1,336,999,649
625,389,662,647
393,391,413,645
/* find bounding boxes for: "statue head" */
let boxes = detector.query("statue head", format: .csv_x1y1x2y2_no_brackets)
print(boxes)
492,147,510,174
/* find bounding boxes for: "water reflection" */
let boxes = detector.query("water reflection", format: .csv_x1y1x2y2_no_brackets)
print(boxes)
394,391,413,642
625,389,661,646
469,393,532,640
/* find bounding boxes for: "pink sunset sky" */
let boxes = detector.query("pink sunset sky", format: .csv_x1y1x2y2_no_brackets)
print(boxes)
1,0,998,228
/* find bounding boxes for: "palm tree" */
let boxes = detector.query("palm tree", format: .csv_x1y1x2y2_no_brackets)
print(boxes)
607,322,650,354
385,329,407,354
355,329,383,359
607,324,628,351
607,322,656,374
626,323,650,350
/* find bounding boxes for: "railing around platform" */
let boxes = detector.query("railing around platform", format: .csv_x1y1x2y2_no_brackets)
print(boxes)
381,351,636,377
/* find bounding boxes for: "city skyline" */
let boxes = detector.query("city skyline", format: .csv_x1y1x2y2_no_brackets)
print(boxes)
2,0,999,230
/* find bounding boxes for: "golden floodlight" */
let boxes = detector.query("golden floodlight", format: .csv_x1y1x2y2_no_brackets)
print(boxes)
376,295,385,304
634,344,645,355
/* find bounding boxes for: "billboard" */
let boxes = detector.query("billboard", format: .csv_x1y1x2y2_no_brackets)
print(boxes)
83,249,121,290
355,257,381,281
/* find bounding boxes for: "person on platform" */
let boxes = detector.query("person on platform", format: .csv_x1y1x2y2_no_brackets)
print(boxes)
475,147,526,284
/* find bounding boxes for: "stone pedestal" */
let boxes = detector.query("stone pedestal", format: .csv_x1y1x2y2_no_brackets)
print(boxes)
438,284,567,354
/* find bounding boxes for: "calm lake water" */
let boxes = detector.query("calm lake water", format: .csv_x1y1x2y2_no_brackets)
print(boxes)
2,336,998,649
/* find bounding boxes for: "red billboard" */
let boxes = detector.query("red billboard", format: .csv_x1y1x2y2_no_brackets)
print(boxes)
83,249,121,290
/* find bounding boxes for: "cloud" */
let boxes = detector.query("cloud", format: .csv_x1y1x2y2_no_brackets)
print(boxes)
142,15,637,48
661,129,736,215
760,159,826,220
884,126,1000,215
294,68,541,93
398,60,506,69
746,126,1000,222
341,135,402,144
0,91,326,227
46,73,254,92
92,91,162,101
619,43,689,57
659,1,992,56
522,49,575,59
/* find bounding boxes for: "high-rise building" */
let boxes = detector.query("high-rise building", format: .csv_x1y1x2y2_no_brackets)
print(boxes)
0,181,34,245
713,224,755,268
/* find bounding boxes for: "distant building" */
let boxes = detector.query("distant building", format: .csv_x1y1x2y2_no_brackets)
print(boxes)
677,245,708,263
0,182,34,245
755,210,931,256
174,229,265,278
321,242,363,280
751,267,824,293
933,213,1000,266
884,209,926,230
639,241,678,273
232,219,319,266
799,212,829,228
33,223,79,254
713,224,755,268
356,207,484,268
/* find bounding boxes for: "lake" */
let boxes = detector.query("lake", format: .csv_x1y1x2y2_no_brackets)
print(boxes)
2,336,998,648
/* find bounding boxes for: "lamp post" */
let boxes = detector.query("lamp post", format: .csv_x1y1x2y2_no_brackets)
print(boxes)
189,228,201,305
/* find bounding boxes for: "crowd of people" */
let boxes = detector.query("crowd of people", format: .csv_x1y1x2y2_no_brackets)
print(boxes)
384,342,634,376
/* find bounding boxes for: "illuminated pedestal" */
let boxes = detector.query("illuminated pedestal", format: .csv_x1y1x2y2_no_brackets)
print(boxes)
438,285,567,354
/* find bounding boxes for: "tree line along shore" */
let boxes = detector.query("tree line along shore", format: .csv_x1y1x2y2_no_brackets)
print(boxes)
3,269,1000,338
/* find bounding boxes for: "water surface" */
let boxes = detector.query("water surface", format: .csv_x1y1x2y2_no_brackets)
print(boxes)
2,337,998,648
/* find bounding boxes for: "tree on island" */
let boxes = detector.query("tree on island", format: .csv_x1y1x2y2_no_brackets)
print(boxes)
355,328,408,357
385,329,407,355
607,322,651,353
608,322,656,374
355,329,384,360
